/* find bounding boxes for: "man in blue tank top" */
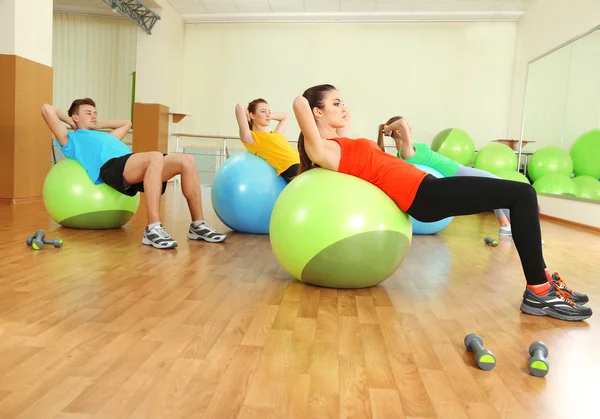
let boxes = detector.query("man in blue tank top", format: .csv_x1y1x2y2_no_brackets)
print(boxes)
41,98,227,249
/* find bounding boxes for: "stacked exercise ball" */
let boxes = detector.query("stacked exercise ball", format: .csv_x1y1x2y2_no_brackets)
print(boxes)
211,152,287,234
410,164,453,235
532,174,579,197
431,128,475,166
496,170,531,184
570,129,600,179
43,158,140,229
269,169,412,289
572,176,600,200
474,143,518,174
528,146,573,182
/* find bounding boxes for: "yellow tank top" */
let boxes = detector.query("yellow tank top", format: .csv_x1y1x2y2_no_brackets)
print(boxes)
243,130,300,175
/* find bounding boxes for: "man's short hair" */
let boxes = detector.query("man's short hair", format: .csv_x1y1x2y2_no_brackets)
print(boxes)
68,98,96,117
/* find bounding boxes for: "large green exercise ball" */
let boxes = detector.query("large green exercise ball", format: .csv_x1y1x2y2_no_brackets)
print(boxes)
532,173,579,197
43,158,140,229
572,176,600,200
474,143,518,175
496,170,531,184
431,128,475,166
527,146,573,182
269,168,412,289
570,129,600,179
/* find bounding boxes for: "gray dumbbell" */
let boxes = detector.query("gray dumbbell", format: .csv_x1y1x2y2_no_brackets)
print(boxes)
484,237,499,247
528,341,549,377
464,333,496,370
25,230,63,250
26,230,45,250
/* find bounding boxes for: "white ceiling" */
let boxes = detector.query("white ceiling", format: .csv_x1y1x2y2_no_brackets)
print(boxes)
53,0,537,21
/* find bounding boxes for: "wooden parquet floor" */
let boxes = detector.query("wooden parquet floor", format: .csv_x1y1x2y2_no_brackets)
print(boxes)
0,183,598,419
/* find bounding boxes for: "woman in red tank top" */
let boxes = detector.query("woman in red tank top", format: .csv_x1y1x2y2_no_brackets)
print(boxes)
291,84,591,322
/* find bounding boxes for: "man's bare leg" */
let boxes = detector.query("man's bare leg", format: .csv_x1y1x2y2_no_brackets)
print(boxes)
123,152,178,249
161,154,227,243
123,152,164,224
161,154,203,221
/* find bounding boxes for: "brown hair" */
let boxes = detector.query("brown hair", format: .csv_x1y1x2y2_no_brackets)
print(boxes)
68,98,96,117
377,116,403,152
247,98,268,130
297,84,337,175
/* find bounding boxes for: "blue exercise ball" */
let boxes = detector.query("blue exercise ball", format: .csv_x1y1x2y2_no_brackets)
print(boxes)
410,164,454,235
211,152,287,234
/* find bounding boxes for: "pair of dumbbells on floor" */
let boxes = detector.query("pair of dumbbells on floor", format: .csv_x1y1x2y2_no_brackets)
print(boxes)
464,333,549,377
484,237,499,247
26,230,63,250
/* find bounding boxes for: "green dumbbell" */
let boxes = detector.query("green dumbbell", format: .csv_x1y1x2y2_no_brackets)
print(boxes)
528,341,549,377
464,333,496,370
484,237,499,247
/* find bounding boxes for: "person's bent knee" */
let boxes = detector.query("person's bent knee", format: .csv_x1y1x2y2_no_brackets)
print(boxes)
148,151,164,166
516,182,538,203
181,154,196,169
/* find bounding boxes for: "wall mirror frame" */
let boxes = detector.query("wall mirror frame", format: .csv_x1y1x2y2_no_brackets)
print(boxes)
519,23,600,204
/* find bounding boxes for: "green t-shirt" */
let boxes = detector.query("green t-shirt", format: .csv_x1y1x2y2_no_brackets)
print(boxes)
398,143,460,177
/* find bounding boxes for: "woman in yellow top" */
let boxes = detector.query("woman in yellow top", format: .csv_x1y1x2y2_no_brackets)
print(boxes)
235,98,300,183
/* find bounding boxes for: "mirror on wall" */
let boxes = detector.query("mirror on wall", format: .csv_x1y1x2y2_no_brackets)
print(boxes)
520,25,600,202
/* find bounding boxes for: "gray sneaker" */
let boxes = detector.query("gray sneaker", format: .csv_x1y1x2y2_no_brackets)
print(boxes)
187,221,227,243
499,226,512,236
142,223,178,249
520,284,592,321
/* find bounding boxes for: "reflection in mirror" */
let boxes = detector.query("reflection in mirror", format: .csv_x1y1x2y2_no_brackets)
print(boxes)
520,26,600,202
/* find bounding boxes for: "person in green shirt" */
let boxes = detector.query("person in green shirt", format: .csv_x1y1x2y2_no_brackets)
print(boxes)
377,116,512,236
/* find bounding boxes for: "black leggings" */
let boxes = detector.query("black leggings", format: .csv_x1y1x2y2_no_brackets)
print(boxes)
280,164,300,183
407,175,547,285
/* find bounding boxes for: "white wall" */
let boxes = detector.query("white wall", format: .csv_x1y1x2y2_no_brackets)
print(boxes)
135,0,184,111
508,0,600,140
181,22,517,149
520,30,600,152
0,0,16,56
520,45,571,150
0,0,53,66
539,195,600,229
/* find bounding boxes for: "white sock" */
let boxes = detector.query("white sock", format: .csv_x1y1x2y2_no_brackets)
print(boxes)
502,225,511,230
148,222,161,230
192,220,205,228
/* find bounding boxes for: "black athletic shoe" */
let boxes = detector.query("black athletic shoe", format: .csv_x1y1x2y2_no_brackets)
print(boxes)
520,283,592,321
187,221,227,243
550,272,589,304
142,223,178,249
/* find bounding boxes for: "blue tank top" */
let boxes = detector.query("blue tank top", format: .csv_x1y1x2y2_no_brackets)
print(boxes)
56,129,132,184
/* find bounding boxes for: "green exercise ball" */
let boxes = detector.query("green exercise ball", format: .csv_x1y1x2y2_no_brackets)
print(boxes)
431,128,475,166
496,170,531,184
527,146,573,182
269,168,412,289
532,173,579,197
572,176,600,200
474,143,518,175
570,129,600,179
43,158,140,229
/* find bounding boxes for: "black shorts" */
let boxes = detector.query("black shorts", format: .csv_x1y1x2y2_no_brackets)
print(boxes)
280,163,299,183
100,153,167,197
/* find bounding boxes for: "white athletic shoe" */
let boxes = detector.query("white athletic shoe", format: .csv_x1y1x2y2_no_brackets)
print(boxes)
187,221,227,243
142,223,178,249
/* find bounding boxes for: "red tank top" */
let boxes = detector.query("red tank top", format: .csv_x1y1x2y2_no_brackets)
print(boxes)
327,137,428,212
